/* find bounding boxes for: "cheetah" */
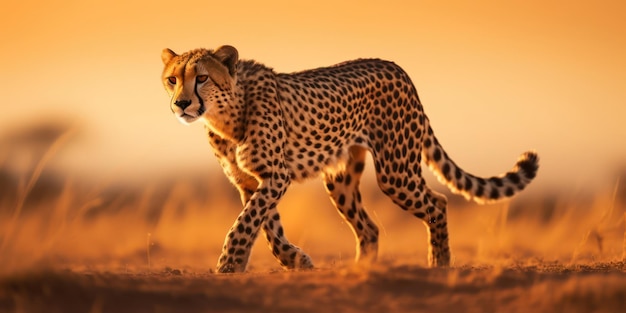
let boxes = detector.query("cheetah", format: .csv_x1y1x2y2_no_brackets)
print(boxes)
160,45,539,273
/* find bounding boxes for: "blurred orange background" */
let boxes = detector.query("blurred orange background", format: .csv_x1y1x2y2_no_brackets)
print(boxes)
1,0,625,191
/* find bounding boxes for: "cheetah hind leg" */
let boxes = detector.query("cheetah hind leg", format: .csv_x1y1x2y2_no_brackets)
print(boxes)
323,146,380,264
421,189,451,267
373,156,451,267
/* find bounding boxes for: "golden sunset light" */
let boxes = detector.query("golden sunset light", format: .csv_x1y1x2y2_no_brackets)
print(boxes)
1,1,625,312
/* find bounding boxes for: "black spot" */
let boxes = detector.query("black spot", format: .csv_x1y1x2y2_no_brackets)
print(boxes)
408,138,415,150
490,188,500,199
505,187,515,197
475,185,484,197
347,209,356,219
326,182,335,191
464,177,473,191
407,181,416,191
506,172,521,184
345,174,352,185
433,149,442,162
338,194,346,206
442,163,451,179
354,162,365,173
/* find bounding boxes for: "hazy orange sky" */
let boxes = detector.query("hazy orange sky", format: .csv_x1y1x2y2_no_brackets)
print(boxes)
1,0,625,191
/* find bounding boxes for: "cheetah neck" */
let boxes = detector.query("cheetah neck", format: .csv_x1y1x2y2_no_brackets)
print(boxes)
202,81,246,143
203,60,281,144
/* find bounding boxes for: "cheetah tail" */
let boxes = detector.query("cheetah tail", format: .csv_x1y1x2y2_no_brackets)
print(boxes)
422,125,539,204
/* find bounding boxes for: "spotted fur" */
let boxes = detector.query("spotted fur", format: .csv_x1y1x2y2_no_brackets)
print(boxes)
161,46,539,273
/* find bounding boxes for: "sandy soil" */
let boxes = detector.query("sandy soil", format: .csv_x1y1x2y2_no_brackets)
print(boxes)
1,261,625,313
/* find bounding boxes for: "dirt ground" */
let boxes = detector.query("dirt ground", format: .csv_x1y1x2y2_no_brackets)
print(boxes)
1,261,625,313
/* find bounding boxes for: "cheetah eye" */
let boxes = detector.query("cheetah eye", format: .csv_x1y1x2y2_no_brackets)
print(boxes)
167,77,177,85
196,75,208,84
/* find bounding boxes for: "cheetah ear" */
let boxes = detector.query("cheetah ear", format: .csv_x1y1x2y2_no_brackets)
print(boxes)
213,45,238,77
161,48,177,65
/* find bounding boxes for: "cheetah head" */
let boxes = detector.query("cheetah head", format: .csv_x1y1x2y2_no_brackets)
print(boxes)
161,46,238,124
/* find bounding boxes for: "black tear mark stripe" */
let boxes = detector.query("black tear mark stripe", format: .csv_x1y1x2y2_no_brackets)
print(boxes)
194,79,205,115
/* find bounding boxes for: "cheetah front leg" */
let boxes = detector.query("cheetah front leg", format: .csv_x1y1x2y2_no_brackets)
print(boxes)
262,211,314,270
210,133,312,272
236,186,314,270
217,180,313,273
216,182,282,273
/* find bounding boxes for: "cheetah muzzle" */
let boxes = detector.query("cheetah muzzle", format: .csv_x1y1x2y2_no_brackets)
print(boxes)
161,45,539,273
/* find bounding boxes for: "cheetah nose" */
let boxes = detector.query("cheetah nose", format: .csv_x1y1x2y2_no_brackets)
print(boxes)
174,99,192,110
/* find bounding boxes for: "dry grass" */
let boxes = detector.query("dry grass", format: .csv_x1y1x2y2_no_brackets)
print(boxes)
1,127,625,312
